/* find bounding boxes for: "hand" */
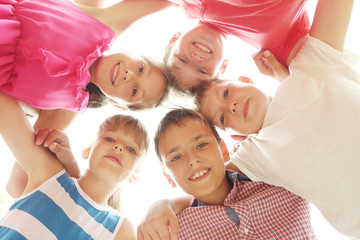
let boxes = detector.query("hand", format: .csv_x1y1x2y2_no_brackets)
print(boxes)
35,129,80,178
253,50,290,82
137,199,180,240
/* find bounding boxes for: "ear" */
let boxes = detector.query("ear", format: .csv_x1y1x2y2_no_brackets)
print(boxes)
162,168,177,188
220,139,230,162
82,147,91,160
217,59,228,76
167,32,181,49
238,76,253,84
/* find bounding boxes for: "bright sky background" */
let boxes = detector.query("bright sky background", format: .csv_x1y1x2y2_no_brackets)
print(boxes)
0,1,359,239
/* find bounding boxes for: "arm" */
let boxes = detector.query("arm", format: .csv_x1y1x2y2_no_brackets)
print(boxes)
35,129,80,178
6,108,78,197
115,217,136,240
0,92,63,195
310,0,354,51
137,195,193,240
77,0,174,37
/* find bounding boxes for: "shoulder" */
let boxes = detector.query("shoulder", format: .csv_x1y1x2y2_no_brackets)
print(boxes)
114,217,136,240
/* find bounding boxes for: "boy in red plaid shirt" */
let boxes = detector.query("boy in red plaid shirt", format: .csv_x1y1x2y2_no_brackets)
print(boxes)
138,108,316,240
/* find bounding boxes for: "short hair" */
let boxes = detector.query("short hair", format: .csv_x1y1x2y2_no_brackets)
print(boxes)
97,114,149,211
193,80,217,113
154,108,221,163
128,56,173,110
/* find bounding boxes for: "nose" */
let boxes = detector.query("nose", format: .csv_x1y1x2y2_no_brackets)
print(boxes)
113,143,123,153
228,100,237,114
191,52,204,61
122,69,134,82
187,152,201,167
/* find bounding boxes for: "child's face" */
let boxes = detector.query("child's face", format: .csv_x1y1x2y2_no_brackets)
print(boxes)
88,126,141,184
167,23,225,90
91,53,166,108
200,80,270,135
159,118,228,201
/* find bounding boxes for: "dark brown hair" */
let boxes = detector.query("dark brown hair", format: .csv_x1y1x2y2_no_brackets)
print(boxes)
154,108,221,163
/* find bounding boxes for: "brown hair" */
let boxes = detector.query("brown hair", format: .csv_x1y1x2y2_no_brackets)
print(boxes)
97,114,149,211
86,82,108,108
154,108,221,163
193,80,217,113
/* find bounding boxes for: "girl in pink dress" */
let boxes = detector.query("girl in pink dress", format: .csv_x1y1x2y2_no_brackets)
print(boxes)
0,0,172,198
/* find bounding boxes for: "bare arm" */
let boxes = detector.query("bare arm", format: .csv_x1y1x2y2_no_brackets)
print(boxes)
0,92,63,195
137,195,192,240
115,217,136,240
77,0,173,37
310,0,354,51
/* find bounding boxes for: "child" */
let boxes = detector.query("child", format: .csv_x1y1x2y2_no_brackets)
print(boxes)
193,0,360,237
162,0,310,90
0,91,149,239
138,108,315,240
1,0,172,198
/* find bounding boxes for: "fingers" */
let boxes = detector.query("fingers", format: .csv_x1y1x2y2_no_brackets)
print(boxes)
230,135,247,142
252,50,274,77
260,50,290,82
168,214,179,240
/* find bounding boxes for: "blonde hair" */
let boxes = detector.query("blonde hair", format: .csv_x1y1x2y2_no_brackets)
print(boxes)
97,114,149,210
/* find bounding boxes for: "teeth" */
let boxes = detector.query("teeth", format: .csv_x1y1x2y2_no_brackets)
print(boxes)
194,42,211,53
112,63,119,84
192,169,208,180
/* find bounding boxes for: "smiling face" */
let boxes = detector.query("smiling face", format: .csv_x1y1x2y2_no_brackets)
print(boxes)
158,118,230,204
199,80,271,135
166,23,225,90
90,53,167,108
88,125,141,184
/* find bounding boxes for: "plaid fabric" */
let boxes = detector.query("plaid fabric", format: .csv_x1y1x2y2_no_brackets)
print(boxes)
177,171,316,240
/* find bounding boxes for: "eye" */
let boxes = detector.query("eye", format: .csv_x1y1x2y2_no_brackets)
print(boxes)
126,146,136,154
171,155,182,162
223,89,229,99
132,87,137,96
197,142,208,149
177,56,187,63
197,68,208,75
105,137,115,142
138,64,144,75
220,114,225,125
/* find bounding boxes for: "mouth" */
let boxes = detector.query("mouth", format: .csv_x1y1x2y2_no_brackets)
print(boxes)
243,99,249,119
189,168,210,181
105,154,122,166
110,63,120,85
192,42,213,54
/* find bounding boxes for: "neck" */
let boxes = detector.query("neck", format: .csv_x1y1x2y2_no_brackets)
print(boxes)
78,170,117,207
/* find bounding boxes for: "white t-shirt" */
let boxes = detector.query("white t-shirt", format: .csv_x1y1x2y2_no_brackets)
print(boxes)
231,36,360,238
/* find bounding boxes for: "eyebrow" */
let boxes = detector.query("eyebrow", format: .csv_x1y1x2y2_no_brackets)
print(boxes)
165,134,206,157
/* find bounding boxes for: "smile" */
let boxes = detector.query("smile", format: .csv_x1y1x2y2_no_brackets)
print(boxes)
193,42,213,54
190,168,210,181
111,63,120,85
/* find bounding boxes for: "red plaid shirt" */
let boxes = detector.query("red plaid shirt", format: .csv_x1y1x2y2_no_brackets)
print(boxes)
177,171,316,240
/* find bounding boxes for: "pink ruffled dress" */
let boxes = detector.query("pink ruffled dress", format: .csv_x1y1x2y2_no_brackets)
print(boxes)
0,0,114,112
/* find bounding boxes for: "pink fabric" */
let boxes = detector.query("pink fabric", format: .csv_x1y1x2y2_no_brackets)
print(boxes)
177,171,316,239
0,0,114,112
174,0,310,65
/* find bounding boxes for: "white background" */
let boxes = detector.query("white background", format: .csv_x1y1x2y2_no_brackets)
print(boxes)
0,1,359,239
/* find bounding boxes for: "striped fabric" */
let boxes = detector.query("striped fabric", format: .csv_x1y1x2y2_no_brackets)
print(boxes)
0,170,122,240
177,171,316,240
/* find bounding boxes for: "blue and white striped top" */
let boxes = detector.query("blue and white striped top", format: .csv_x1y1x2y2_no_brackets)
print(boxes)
0,170,123,240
